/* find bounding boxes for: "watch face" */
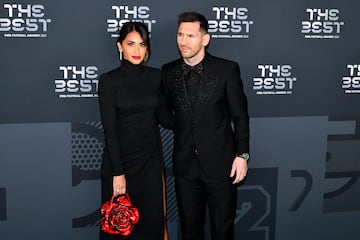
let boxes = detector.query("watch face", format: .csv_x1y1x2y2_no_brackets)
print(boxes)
238,153,249,161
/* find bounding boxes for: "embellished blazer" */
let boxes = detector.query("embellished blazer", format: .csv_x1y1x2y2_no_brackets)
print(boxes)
157,53,249,177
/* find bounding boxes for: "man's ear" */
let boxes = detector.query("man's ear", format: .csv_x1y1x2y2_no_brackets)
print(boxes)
202,33,210,47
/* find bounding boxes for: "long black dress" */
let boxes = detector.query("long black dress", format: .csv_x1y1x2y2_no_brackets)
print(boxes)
98,60,164,240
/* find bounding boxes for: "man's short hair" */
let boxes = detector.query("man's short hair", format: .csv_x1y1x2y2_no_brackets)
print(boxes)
178,11,208,34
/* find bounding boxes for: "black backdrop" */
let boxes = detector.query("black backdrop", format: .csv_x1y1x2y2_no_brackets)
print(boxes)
1,0,359,239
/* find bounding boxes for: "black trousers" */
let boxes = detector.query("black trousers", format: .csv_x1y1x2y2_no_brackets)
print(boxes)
175,154,237,240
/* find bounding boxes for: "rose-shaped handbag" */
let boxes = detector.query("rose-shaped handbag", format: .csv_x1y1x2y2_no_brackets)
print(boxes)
100,193,140,236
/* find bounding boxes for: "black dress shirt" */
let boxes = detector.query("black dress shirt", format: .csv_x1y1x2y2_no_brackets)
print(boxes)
182,62,203,113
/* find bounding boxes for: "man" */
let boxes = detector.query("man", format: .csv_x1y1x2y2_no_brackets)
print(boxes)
157,11,250,240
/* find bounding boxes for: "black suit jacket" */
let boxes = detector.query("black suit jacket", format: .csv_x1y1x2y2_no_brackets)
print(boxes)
157,53,249,177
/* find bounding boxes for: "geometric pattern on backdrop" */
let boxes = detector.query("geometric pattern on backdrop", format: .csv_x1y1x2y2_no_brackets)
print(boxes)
324,115,360,212
160,127,179,224
235,168,278,240
72,121,104,187
71,122,103,228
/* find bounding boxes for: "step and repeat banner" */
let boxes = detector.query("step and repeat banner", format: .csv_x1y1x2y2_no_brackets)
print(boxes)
1,0,359,239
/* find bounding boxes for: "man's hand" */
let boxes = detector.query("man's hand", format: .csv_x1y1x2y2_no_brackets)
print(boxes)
230,157,248,184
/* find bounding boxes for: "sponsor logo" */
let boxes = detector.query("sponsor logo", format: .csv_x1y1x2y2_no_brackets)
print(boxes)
301,8,344,39
0,3,51,38
342,64,360,94
253,64,297,95
208,6,254,39
107,5,156,38
55,66,99,98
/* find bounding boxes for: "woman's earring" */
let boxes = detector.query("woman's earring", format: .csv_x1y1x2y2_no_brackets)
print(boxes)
119,51,123,61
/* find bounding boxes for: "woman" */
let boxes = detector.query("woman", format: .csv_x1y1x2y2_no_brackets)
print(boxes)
98,22,166,240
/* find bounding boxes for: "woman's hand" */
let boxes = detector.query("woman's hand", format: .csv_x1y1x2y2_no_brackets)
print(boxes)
113,174,126,195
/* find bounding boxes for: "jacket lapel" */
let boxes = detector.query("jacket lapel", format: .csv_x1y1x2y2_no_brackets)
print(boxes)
168,55,218,124
168,61,193,119
193,55,218,123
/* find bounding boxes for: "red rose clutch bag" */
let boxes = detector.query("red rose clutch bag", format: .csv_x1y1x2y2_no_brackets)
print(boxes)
100,193,140,236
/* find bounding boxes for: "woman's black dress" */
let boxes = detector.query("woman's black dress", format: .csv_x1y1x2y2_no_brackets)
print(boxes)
98,60,164,240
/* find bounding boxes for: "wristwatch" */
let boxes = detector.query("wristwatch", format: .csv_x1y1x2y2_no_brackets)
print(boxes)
236,153,250,161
